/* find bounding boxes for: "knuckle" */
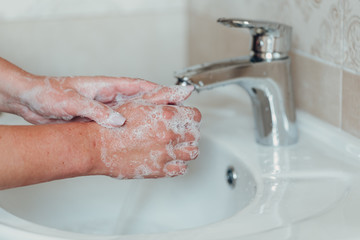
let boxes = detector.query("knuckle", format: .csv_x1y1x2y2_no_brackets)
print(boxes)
180,106,202,122
162,106,176,119
161,130,175,143
65,89,78,97
185,132,196,141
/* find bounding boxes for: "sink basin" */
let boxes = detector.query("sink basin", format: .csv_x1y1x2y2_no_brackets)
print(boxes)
0,87,360,240
0,134,257,236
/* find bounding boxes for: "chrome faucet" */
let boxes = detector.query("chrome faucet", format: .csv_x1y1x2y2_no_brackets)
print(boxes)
175,18,298,146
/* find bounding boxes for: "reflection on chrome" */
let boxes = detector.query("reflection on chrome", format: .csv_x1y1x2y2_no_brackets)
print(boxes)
175,18,298,146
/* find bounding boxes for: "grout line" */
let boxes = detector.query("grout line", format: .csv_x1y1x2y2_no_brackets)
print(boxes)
339,0,345,130
339,69,343,129
291,48,342,69
342,66,360,76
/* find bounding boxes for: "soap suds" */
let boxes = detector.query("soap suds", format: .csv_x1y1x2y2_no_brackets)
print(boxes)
166,142,177,160
150,150,162,169
164,160,188,177
99,86,200,179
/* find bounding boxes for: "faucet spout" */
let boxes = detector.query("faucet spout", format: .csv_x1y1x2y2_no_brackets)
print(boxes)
175,55,298,146
175,18,298,146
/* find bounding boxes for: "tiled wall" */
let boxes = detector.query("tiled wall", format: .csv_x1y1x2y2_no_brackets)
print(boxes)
187,0,360,138
1,0,359,138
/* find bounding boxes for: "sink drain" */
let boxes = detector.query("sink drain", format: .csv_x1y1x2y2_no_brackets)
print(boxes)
226,166,237,188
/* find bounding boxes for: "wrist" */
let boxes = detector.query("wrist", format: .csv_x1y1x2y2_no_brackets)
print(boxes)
53,122,105,178
83,122,108,176
0,58,36,113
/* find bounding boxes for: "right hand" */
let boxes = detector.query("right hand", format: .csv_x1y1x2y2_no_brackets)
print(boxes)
0,57,194,128
95,100,202,179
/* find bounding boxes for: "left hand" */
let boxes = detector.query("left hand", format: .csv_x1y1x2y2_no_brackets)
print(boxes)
7,75,188,127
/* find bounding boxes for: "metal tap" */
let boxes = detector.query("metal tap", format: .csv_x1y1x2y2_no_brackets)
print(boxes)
175,18,298,146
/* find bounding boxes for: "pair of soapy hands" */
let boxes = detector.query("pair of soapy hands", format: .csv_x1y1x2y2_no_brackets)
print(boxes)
4,74,201,179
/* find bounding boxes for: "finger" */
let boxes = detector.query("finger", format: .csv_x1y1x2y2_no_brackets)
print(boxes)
16,107,59,125
19,106,96,125
173,128,201,143
23,114,52,125
70,77,160,100
70,96,126,128
176,106,202,123
161,105,178,120
191,107,202,123
168,123,200,144
23,114,70,125
142,85,194,105
163,160,188,177
173,144,199,161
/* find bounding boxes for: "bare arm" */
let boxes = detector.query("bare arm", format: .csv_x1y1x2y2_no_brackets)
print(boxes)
0,100,201,190
0,122,98,189
0,57,201,190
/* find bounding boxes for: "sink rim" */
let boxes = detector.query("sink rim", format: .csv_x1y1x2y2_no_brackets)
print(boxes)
1,89,360,239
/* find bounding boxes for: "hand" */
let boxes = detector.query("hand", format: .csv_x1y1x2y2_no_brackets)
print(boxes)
0,58,195,128
94,99,201,179
7,75,168,127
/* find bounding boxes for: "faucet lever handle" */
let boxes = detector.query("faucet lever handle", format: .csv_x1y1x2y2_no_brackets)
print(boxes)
217,18,292,60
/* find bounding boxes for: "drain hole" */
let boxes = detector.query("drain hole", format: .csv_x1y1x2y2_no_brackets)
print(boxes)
226,166,237,189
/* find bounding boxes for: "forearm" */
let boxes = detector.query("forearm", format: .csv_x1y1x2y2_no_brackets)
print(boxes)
0,99,201,189
0,122,100,189
0,57,33,113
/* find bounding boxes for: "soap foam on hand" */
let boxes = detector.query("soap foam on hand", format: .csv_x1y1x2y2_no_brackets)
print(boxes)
112,85,195,108
17,78,199,179
108,85,200,235
99,85,201,180
14,76,130,127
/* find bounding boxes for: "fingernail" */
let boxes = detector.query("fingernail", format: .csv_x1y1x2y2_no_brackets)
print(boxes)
188,141,199,147
105,112,126,127
190,149,199,159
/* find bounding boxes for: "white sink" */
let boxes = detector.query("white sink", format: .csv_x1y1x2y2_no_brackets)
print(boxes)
0,86,360,240
0,133,257,237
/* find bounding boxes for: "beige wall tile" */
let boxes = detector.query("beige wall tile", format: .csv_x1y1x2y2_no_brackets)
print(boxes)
188,0,360,137
342,70,360,137
188,0,343,66
188,0,345,128
291,52,341,127
188,11,250,65
343,0,360,73
295,0,343,65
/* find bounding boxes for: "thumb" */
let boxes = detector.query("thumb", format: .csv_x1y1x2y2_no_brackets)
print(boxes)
75,97,126,128
142,85,194,105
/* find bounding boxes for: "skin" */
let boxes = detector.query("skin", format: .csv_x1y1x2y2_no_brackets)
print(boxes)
0,57,187,127
0,57,202,190
0,101,201,190
98,101,201,179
